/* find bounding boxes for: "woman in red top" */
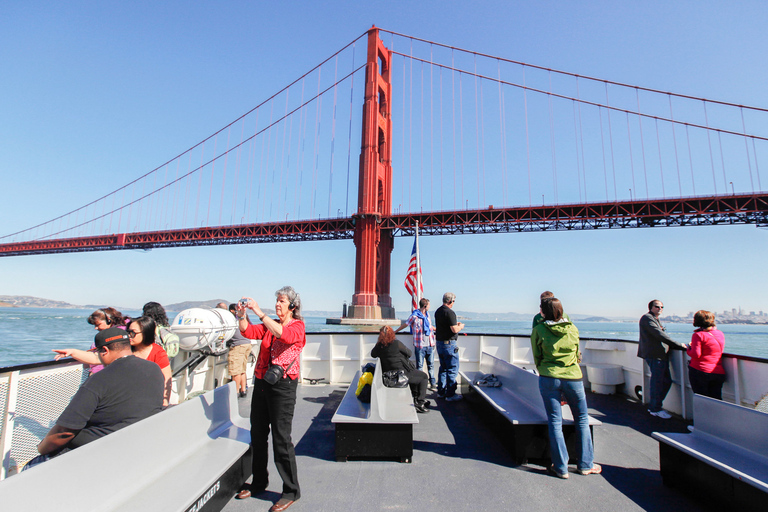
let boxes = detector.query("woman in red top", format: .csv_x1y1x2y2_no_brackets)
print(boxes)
687,310,726,400
235,286,305,512
127,316,172,407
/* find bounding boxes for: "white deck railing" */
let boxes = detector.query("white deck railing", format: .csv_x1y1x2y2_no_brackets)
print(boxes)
2,332,766,479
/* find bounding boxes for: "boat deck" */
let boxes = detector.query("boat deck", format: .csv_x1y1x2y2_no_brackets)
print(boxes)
223,383,705,511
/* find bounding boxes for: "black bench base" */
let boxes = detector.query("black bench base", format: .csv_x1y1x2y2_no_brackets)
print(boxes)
464,385,592,465
335,423,413,463
659,442,767,510
189,450,252,512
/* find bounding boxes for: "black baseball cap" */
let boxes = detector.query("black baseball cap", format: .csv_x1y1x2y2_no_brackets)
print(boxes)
94,327,130,350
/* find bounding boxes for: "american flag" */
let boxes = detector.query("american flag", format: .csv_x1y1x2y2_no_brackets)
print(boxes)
404,235,422,311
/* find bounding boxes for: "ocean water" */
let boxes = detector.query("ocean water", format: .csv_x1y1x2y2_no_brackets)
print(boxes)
1,307,766,368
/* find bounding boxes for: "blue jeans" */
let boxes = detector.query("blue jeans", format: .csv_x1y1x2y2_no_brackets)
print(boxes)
414,346,436,386
538,376,594,474
645,357,672,412
436,341,459,397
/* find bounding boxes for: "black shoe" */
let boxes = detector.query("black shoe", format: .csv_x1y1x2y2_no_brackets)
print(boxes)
415,403,430,413
415,399,431,409
239,390,247,398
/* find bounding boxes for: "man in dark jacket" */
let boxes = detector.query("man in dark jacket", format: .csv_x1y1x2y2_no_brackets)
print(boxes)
638,300,688,419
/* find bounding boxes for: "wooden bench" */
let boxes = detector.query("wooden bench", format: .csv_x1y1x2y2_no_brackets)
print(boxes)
0,382,251,512
331,359,419,462
652,394,768,509
459,352,601,464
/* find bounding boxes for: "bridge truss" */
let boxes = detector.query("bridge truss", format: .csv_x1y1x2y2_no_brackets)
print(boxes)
2,193,765,257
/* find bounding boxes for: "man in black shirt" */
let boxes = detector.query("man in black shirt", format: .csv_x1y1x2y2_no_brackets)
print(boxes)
434,292,464,400
37,327,164,456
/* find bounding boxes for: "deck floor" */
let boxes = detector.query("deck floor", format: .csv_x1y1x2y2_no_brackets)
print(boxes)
223,383,705,512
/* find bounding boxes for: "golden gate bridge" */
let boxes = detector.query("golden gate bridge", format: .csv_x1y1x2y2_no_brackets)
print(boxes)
2,27,767,320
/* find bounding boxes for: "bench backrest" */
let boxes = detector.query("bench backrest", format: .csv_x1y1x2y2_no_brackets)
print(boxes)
479,352,542,411
0,382,249,510
370,359,401,422
369,360,386,421
694,394,768,458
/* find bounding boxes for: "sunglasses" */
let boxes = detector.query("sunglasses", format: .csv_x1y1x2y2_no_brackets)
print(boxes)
89,340,121,353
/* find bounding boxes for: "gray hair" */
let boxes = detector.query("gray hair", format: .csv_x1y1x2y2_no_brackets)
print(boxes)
442,292,456,304
276,286,302,320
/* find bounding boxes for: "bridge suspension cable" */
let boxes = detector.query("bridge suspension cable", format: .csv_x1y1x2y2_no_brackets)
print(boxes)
3,27,768,256
2,31,373,244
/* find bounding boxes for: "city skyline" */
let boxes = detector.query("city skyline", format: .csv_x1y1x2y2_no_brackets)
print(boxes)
2,2,767,319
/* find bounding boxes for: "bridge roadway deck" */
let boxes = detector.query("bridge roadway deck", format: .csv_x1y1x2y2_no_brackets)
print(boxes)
223,383,704,512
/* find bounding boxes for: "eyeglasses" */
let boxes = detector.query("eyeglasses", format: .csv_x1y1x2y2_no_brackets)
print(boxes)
127,330,141,338
654,305,664,309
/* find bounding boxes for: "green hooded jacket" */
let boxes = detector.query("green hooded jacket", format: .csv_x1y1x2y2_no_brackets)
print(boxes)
531,319,582,379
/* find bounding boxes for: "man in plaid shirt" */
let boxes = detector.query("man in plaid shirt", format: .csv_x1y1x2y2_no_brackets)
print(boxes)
396,298,437,390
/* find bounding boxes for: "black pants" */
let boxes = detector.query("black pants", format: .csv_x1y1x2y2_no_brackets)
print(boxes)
405,369,429,401
250,376,301,500
688,366,725,400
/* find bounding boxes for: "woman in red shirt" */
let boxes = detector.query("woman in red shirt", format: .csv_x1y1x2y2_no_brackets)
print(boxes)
235,286,305,512
127,316,173,407
687,310,726,400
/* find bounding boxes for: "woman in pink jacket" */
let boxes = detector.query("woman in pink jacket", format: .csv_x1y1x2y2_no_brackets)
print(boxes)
687,310,726,400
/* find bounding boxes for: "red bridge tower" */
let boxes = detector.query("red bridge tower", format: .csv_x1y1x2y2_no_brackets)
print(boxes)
346,27,396,321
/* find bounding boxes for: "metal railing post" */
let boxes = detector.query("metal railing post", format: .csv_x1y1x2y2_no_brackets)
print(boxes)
1,371,20,480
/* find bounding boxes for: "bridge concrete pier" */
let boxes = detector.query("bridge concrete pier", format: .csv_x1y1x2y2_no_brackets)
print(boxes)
325,316,401,327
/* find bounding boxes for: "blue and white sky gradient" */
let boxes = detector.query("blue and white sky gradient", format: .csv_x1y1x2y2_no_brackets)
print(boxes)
1,1,767,319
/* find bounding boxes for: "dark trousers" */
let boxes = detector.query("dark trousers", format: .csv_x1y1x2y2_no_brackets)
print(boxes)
688,366,725,400
250,377,301,500
405,369,429,401
645,357,672,412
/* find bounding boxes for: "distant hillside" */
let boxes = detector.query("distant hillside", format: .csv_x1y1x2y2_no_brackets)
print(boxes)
0,295,82,309
164,299,276,316
165,299,230,312
578,316,614,322
0,295,635,322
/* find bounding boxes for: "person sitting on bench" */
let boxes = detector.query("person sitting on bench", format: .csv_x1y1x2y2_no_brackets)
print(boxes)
372,326,430,413
32,328,164,467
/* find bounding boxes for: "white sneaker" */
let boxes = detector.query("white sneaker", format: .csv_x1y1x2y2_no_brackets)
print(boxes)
649,409,672,419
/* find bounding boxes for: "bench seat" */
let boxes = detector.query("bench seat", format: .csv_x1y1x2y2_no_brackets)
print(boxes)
0,382,251,512
653,394,768,508
460,352,601,464
331,360,418,462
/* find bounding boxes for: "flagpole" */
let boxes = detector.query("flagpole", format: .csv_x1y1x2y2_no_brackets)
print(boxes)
415,221,421,306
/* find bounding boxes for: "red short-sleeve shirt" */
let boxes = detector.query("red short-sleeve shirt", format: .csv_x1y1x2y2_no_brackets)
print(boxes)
243,319,305,380
146,343,170,370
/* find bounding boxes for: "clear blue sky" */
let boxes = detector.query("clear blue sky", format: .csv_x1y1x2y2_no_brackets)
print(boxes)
1,1,767,319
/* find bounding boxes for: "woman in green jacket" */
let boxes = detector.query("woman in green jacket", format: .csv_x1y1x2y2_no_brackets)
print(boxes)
531,297,601,479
